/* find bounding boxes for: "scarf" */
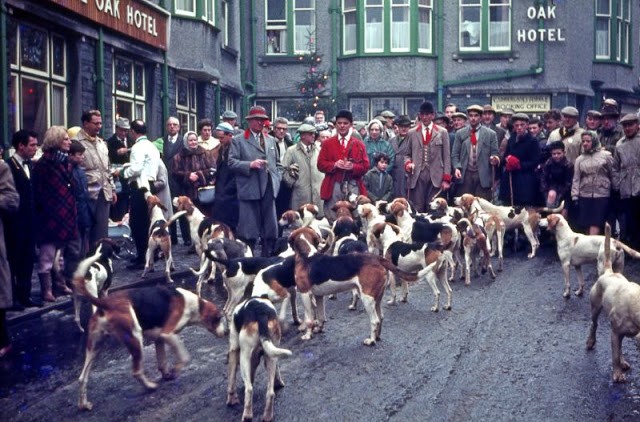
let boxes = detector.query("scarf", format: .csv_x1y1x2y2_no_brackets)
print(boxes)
559,126,575,139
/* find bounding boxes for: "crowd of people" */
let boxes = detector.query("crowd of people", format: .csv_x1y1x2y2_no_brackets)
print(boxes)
0,100,639,360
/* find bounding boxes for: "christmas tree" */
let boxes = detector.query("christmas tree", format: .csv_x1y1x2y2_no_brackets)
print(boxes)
294,33,334,121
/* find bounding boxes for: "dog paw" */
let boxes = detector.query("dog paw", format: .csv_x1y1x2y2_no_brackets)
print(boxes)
574,288,583,297
78,400,93,411
621,359,631,371
363,338,376,346
386,298,396,306
586,337,596,350
443,305,452,311
226,393,240,406
562,290,570,299
613,371,628,383
274,377,285,390
301,333,312,341
430,306,439,312
348,304,357,311
400,296,408,303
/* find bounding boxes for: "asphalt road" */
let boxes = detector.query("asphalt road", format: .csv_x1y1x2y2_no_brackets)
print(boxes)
2,241,640,421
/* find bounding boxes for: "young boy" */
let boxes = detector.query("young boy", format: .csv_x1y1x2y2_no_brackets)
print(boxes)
541,141,572,214
364,152,394,203
69,140,94,256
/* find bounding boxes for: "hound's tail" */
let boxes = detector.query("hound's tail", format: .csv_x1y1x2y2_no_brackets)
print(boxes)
604,223,613,274
378,257,419,282
189,259,211,276
612,239,640,260
416,251,451,280
72,245,110,309
256,311,292,358
537,200,565,213
162,210,188,231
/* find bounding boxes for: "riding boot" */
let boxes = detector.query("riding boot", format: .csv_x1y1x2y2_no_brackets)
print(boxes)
38,273,56,303
262,239,274,257
51,269,72,296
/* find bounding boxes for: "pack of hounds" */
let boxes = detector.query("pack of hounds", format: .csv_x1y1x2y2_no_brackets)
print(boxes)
70,191,640,420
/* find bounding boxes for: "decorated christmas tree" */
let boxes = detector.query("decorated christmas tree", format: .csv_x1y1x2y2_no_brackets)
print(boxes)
294,33,334,122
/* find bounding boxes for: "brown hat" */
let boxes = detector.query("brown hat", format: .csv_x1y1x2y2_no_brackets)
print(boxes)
511,113,530,122
466,104,484,114
245,106,269,120
586,110,602,118
452,112,468,120
620,113,639,125
483,104,496,113
600,104,620,117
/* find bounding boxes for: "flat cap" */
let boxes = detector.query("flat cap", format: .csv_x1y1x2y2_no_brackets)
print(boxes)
586,110,602,118
603,98,619,107
434,112,451,124
620,113,639,125
511,113,530,122
115,117,130,129
452,111,468,120
394,115,413,127
560,106,579,117
215,122,234,134
222,110,238,120
297,123,316,133
380,110,396,118
466,104,484,114
483,104,496,113
354,122,366,131
499,108,514,116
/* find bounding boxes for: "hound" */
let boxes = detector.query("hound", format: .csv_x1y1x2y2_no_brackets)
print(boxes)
586,223,640,382
541,214,639,298
142,195,186,283
456,218,497,286
71,239,119,332
73,281,225,411
356,202,386,253
226,297,292,422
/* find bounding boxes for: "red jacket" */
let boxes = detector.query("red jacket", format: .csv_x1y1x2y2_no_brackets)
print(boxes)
317,134,369,200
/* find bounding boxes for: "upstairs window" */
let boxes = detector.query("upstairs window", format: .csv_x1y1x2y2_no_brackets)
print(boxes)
459,0,511,52
266,0,316,55
595,0,631,64
175,0,196,17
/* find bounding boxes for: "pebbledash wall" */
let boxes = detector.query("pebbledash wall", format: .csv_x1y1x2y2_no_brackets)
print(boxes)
249,0,640,123
1,0,242,145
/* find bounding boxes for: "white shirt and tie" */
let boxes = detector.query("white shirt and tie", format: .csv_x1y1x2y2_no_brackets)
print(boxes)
123,135,161,187
13,154,31,179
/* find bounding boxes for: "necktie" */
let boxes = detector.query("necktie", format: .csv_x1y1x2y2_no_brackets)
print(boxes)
23,159,31,179
340,137,346,148
259,133,265,150
423,128,431,145
470,128,477,146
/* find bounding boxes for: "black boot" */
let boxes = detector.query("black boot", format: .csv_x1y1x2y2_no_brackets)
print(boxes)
262,239,275,257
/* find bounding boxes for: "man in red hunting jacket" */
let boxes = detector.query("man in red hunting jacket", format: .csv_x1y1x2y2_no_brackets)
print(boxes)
317,109,370,222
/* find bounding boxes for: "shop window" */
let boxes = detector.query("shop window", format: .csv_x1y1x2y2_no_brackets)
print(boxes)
595,0,631,63
177,77,198,131
113,57,146,123
266,0,316,55
9,21,67,137
342,0,433,55
459,0,511,53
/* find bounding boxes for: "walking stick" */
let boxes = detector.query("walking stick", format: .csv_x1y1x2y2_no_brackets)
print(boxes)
509,171,514,207
491,164,496,204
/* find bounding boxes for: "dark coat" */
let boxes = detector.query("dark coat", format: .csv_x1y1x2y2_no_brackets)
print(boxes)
171,146,216,200
106,133,130,165
162,135,184,197
72,164,94,230
212,144,239,230
499,132,541,206
4,156,35,248
32,151,78,244
364,167,394,202
389,134,411,198
541,157,573,201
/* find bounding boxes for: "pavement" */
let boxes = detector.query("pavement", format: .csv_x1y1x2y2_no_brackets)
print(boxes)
6,241,201,325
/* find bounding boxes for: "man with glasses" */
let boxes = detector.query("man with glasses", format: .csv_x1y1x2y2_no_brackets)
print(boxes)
272,117,293,220
73,109,116,246
228,106,282,257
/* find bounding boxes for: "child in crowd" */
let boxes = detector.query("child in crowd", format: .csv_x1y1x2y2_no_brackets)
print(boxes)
69,140,93,256
541,140,572,216
364,152,393,203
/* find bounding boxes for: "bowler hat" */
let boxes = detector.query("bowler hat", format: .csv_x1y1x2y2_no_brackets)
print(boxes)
620,113,639,125
335,109,354,123
394,115,413,127
246,106,269,120
116,117,130,129
222,110,238,120
419,101,435,114
560,106,579,117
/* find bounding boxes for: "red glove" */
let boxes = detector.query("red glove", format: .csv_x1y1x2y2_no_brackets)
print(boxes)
404,160,414,173
505,155,521,172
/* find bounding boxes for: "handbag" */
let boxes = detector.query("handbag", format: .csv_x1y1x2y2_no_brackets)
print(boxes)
197,185,216,204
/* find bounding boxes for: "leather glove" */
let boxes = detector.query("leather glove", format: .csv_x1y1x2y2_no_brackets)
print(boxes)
505,155,521,172
287,163,300,178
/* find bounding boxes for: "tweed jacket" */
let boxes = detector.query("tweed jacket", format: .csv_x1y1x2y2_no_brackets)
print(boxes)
281,142,324,214
32,151,78,244
612,131,640,198
317,132,369,200
74,129,115,201
452,125,499,189
228,130,282,200
404,122,452,189
0,161,19,309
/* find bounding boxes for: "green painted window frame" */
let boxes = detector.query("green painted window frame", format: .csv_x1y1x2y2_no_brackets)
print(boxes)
594,0,632,64
265,0,317,56
173,0,216,27
458,0,511,54
341,0,434,56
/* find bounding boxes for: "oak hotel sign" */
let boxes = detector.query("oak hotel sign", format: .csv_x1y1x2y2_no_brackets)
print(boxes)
517,4,566,43
49,0,168,50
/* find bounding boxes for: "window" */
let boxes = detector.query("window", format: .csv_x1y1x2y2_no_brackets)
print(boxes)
221,0,229,47
349,97,414,122
255,100,274,120
342,0,433,55
221,92,236,118
113,57,146,123
202,0,215,24
9,21,67,137
266,0,316,55
175,0,196,17
176,77,198,131
459,0,511,52
595,0,631,63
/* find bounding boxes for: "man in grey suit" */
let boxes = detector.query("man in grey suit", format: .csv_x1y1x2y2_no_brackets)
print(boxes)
404,101,452,212
452,105,501,201
228,106,282,257
160,117,191,245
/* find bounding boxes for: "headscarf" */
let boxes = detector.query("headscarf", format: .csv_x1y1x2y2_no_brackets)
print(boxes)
183,130,198,149
581,130,600,154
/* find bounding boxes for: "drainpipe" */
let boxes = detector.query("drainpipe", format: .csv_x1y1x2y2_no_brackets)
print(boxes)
162,50,169,124
0,1,8,151
95,28,105,127
213,82,220,125
435,0,444,111
239,0,256,119
329,0,339,100
441,0,545,95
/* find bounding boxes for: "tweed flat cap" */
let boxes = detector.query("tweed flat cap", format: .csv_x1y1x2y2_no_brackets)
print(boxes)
620,113,639,125
466,104,484,114
560,106,579,117
511,113,530,122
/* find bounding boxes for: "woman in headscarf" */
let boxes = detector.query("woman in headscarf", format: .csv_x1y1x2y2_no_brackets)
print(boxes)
363,119,395,173
571,130,614,235
172,130,217,215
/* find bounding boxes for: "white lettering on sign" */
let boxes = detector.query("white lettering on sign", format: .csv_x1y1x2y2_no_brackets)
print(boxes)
95,0,120,19
518,4,564,43
127,5,158,36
